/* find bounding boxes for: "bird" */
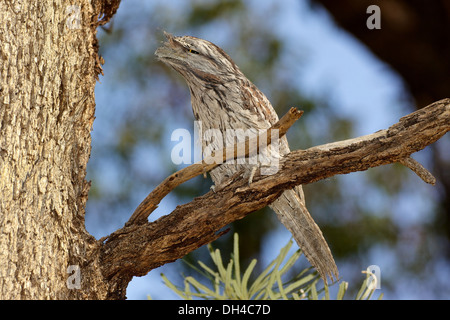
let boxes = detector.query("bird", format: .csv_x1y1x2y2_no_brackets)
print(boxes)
155,32,338,283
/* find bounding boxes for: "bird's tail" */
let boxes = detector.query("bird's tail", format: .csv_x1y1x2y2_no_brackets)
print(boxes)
269,186,338,283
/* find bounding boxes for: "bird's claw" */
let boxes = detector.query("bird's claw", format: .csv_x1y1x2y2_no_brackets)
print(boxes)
246,166,258,187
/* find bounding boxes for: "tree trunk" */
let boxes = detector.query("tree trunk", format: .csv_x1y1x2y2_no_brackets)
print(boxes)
0,0,107,299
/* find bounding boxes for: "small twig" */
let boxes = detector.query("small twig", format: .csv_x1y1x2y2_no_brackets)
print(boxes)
399,156,436,185
126,108,304,226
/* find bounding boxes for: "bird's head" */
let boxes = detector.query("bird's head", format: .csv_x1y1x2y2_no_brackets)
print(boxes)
155,32,241,86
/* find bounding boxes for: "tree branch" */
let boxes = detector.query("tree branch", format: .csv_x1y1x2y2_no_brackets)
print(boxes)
399,156,436,185
126,107,304,226
99,98,449,299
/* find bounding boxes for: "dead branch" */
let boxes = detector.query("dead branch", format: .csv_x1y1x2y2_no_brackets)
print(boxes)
99,98,449,299
399,156,436,185
127,107,303,226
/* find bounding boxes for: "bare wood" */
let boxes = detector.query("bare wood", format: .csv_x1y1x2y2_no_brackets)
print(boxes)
399,157,436,185
100,99,449,298
126,108,303,226
0,1,109,299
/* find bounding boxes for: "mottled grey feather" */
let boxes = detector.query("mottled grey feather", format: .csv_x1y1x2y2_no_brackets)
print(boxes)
155,32,338,282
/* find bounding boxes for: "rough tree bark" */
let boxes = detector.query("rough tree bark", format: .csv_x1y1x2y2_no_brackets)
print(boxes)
0,0,117,299
0,1,448,300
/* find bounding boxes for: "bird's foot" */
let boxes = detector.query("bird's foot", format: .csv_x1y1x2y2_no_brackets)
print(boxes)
243,165,258,187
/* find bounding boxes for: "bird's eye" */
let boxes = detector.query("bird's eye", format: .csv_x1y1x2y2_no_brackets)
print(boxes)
189,49,200,55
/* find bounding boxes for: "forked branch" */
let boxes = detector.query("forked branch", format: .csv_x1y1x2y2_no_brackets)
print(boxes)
99,98,449,299
127,107,304,226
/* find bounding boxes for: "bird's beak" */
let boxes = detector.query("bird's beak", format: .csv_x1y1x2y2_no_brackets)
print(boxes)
155,31,183,60
163,31,174,41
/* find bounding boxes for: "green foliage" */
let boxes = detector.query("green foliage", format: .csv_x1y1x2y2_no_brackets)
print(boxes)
161,233,383,300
